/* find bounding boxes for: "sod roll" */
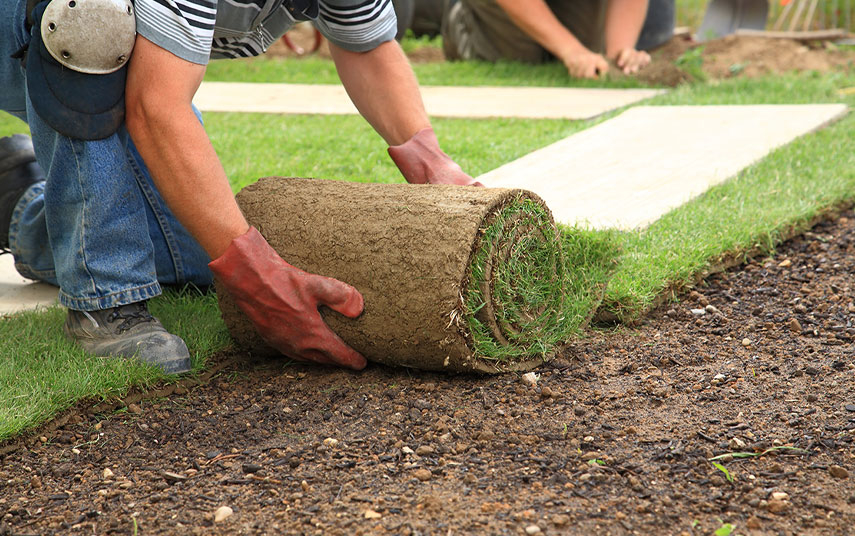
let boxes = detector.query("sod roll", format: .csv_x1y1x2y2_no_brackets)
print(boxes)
216,177,571,373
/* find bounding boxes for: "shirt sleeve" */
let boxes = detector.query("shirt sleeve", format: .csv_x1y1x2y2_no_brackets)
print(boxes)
314,0,398,53
134,0,217,64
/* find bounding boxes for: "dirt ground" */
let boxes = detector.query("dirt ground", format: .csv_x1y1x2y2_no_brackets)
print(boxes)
267,23,855,86
1,203,854,535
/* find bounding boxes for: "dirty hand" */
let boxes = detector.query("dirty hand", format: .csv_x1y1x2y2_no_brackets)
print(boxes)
561,49,609,79
612,47,650,75
388,127,483,187
209,227,367,370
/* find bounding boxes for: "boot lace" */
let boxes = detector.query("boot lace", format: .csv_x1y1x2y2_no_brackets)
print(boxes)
106,302,156,333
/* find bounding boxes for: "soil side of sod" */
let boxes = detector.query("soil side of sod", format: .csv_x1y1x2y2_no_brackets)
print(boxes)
2,211,853,535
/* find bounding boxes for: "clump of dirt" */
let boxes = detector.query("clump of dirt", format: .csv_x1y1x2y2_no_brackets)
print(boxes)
637,34,855,86
2,211,854,535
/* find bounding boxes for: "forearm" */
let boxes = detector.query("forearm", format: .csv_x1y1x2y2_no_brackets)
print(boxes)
495,0,588,59
126,104,248,259
125,36,248,259
329,40,429,145
604,0,648,57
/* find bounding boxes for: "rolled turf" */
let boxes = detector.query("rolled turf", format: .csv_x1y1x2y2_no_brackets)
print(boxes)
216,177,588,373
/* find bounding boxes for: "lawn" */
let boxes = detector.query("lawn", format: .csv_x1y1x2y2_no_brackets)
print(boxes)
2,48,854,441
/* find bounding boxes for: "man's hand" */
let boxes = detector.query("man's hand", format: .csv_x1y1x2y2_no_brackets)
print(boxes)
612,47,651,74
561,48,610,79
388,127,483,187
209,227,367,370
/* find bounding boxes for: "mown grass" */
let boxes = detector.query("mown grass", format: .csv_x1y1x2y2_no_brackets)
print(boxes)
1,52,853,440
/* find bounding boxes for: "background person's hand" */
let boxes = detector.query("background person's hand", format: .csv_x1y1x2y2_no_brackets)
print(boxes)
612,47,651,74
209,227,367,370
561,48,609,79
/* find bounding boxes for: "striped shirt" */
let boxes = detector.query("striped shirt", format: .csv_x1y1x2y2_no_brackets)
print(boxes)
135,0,397,65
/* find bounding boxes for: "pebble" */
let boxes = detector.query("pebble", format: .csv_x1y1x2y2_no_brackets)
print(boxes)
127,403,142,415
845,404,855,412
30,476,42,489
102,468,114,479
551,514,570,526
213,506,233,523
323,438,339,448
525,525,541,535
97,489,108,497
741,338,752,347
415,445,435,456
39,436,48,443
241,463,262,474
767,498,789,514
770,491,789,501
690,308,706,316
413,469,432,481
364,509,382,520
705,304,722,315
301,480,310,492
521,372,539,387
71,448,80,455
778,259,792,268
728,437,746,449
789,318,802,333
401,446,414,455
829,465,849,479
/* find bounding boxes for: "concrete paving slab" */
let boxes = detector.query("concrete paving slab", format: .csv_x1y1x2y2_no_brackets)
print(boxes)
194,82,665,120
478,104,848,229
0,254,58,316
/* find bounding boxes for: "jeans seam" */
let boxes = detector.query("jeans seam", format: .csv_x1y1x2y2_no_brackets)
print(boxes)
67,137,100,298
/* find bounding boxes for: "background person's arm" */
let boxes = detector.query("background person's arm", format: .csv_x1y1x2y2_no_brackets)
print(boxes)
329,40,480,186
604,0,651,74
494,0,608,78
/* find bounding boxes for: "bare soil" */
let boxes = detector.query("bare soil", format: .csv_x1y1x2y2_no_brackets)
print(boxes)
2,209,854,535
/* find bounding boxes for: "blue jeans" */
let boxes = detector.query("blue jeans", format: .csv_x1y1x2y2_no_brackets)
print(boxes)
1,0,213,310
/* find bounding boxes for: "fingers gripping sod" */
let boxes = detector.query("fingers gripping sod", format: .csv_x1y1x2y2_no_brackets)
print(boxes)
209,227,367,370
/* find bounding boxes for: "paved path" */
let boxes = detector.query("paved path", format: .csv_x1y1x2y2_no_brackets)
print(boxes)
0,254,57,316
195,82,665,120
478,104,848,229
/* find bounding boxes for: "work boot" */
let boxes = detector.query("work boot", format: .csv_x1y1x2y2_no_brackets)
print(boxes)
64,301,192,374
0,135,45,250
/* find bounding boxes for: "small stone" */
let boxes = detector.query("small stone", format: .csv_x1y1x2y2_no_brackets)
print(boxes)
741,338,752,347
364,509,382,519
552,514,570,527
845,404,855,412
323,438,339,448
728,437,746,450
690,308,707,316
127,403,142,415
301,480,310,492
120,482,133,489
213,506,233,523
71,448,80,455
767,498,789,514
413,469,432,481
401,446,414,455
39,436,48,443
788,318,802,333
521,372,539,387
794,304,808,314
583,436,595,443
778,259,792,268
525,525,541,535
746,515,762,530
241,463,262,474
30,476,42,489
97,489,108,497
94,422,102,431
770,491,789,501
102,468,114,479
415,445,435,456
829,465,849,479
162,471,188,483
705,304,721,315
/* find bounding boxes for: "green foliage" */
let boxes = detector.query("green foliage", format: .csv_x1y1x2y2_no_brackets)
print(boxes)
675,45,706,82
714,522,735,536
711,462,734,483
